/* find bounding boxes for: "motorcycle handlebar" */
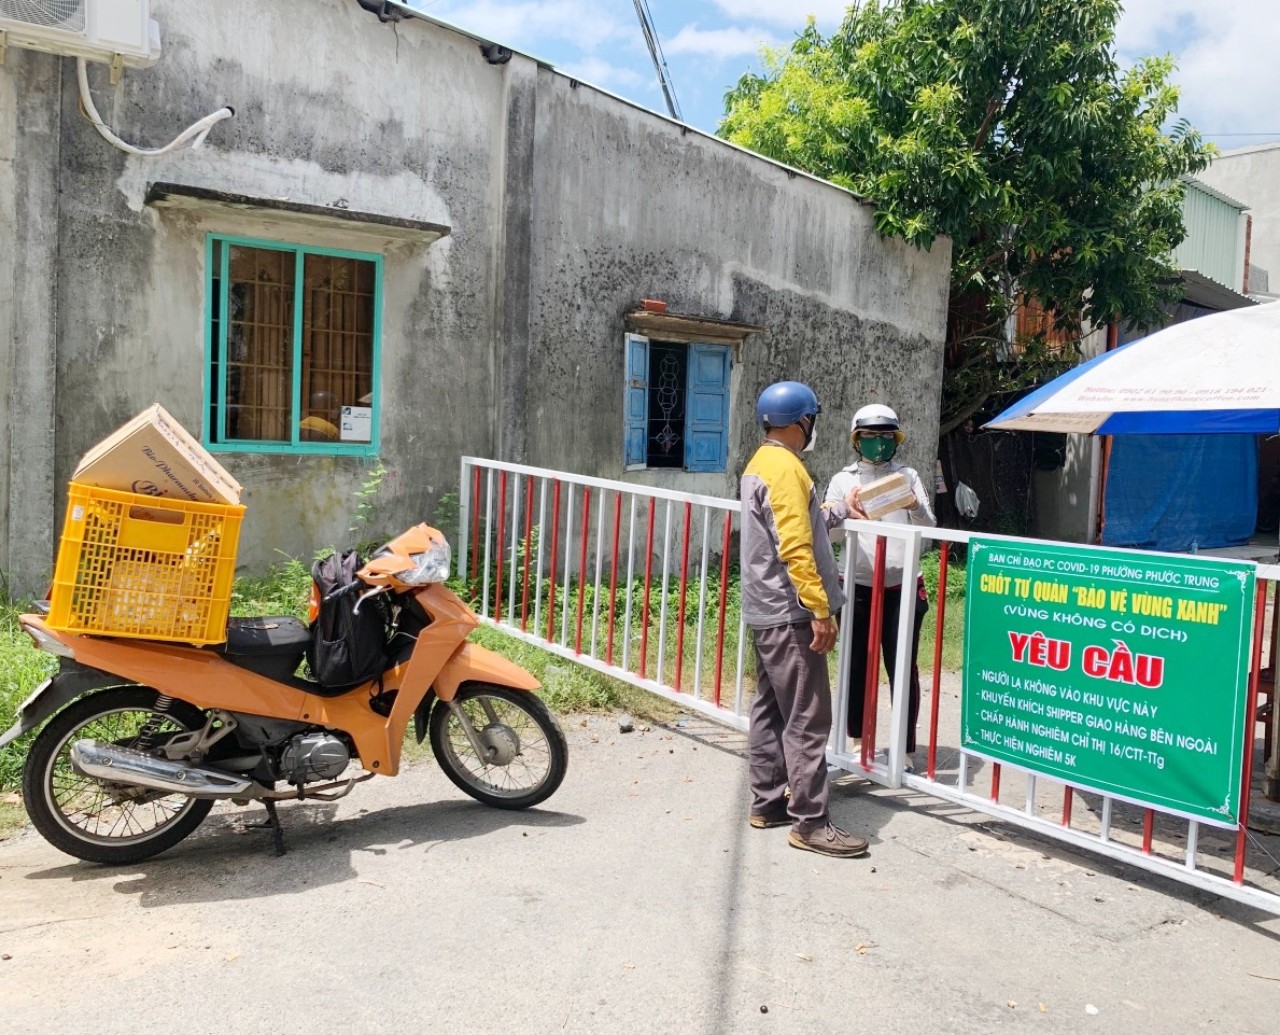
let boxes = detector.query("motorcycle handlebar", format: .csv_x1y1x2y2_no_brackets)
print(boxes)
323,581,363,603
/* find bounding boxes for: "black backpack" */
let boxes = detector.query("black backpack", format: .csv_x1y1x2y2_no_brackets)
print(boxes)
307,549,389,688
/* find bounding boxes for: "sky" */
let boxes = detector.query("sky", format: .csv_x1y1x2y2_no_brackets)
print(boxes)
404,0,1280,152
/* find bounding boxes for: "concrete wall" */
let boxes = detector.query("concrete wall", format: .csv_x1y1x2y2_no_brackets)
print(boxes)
0,50,61,597
1201,145,1280,285
38,0,507,581
1031,434,1099,543
520,75,950,497
0,0,951,592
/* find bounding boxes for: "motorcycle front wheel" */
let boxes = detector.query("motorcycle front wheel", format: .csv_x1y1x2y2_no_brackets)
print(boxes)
22,687,214,865
429,685,568,810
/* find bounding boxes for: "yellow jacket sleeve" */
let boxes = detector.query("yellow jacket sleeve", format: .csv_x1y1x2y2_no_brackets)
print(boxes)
768,461,831,620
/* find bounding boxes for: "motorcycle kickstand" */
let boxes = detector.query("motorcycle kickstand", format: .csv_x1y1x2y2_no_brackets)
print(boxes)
251,799,287,857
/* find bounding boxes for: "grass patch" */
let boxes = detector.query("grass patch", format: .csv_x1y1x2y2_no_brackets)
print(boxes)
468,625,682,724
920,605,966,674
919,548,967,672
0,598,58,793
230,556,312,620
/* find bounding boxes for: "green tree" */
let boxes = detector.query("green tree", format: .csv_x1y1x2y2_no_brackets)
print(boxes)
720,0,1213,433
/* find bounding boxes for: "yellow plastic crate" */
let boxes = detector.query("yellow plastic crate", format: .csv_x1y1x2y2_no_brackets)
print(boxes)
48,483,245,646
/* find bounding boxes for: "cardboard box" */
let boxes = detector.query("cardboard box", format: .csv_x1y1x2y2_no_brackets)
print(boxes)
73,404,242,505
859,471,916,520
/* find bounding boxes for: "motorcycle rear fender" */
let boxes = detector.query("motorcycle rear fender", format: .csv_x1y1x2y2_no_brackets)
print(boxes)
431,642,540,703
0,659,130,749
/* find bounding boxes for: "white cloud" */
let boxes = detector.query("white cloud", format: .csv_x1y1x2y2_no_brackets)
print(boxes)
709,0,851,29
1115,0,1280,139
665,23,782,61
407,0,1280,141
563,55,647,91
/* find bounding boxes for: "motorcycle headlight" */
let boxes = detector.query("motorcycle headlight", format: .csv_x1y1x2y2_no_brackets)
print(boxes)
400,540,452,586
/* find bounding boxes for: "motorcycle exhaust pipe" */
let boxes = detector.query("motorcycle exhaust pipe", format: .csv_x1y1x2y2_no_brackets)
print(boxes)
70,739,254,799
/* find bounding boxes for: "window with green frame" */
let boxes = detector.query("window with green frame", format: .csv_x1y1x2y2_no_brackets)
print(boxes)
205,235,382,454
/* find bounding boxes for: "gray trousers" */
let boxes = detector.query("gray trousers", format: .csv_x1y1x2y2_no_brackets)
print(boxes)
748,622,832,834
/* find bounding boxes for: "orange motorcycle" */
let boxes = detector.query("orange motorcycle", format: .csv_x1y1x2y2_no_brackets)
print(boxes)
0,524,568,863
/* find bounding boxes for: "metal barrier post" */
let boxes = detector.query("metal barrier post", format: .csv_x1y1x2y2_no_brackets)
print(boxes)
886,527,922,787
926,540,949,780
713,511,732,708
833,531,858,760
481,468,494,617
1236,581,1269,882
606,494,623,666
861,535,889,769
493,471,507,622
520,477,535,631
457,458,471,581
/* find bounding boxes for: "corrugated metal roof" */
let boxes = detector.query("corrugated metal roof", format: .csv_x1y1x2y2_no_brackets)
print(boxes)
1180,269,1256,311
1182,175,1248,211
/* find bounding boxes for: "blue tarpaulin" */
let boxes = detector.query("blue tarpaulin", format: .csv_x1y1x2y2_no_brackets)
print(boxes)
1102,434,1258,552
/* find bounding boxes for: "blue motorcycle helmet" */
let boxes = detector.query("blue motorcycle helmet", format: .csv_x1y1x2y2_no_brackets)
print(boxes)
757,381,820,428
756,381,820,450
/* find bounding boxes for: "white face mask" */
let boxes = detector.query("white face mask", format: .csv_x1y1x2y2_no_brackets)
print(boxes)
802,428,817,453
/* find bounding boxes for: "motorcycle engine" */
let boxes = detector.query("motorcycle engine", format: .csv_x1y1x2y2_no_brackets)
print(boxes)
279,732,350,784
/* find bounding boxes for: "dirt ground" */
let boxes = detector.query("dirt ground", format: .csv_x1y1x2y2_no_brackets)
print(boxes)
3,709,1280,1035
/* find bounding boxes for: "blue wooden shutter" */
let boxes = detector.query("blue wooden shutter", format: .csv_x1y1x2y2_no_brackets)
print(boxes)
684,343,731,472
624,333,650,471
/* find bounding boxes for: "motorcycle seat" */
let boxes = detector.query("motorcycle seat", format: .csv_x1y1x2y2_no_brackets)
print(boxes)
220,616,312,656
215,616,312,683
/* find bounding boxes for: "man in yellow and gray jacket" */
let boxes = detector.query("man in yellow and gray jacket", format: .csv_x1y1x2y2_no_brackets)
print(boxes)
740,382,869,858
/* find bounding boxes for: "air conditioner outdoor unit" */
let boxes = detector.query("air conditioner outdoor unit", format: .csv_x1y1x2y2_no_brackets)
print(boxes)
0,0,160,68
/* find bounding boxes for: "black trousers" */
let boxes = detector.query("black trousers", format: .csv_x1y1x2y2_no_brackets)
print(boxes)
844,579,929,753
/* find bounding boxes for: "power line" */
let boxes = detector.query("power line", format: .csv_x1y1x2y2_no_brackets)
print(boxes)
632,0,682,121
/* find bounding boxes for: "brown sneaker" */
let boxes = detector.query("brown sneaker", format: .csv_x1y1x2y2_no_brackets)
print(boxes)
788,822,869,858
749,806,791,829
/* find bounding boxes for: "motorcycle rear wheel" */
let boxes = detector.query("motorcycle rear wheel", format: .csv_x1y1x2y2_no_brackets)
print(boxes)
429,685,568,809
23,687,214,865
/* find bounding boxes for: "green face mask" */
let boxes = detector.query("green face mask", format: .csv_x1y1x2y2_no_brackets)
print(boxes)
858,436,898,463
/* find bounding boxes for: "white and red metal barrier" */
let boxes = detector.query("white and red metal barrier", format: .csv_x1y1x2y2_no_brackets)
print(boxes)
458,458,752,728
458,457,1280,915
905,526,1280,916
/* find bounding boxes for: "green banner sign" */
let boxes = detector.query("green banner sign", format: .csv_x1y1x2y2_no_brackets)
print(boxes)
962,538,1256,826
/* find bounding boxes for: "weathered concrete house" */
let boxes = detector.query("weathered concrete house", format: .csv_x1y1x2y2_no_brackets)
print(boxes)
0,0,950,595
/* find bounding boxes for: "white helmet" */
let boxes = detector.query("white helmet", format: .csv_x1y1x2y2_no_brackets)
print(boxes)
851,403,905,443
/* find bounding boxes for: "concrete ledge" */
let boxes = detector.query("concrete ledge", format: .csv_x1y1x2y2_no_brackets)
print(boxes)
145,182,452,245
624,309,766,347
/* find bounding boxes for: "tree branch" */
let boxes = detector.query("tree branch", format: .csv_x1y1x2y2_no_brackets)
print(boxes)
971,93,1003,152
947,319,1007,347
939,390,996,437
952,343,1005,373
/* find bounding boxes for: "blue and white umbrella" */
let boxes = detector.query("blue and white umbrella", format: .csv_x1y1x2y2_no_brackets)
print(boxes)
985,302,1280,435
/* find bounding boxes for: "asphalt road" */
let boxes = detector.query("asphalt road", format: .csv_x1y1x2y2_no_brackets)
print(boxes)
2,714,1279,1034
